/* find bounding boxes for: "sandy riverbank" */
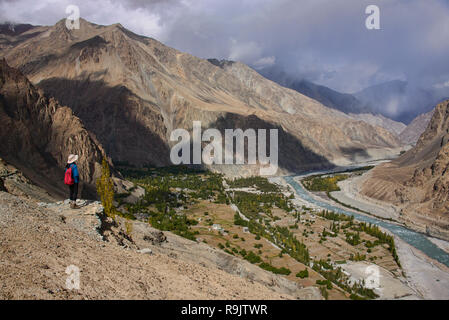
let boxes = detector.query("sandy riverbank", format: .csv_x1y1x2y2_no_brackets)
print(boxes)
291,175,402,222
395,236,449,300
429,237,449,254
330,171,400,221
269,177,322,211
331,171,399,220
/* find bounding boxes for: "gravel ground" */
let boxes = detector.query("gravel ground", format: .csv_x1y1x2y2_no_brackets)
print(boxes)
395,237,449,300
0,191,295,300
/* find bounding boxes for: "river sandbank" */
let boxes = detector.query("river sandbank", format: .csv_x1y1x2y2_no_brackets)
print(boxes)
331,172,400,221
395,236,449,300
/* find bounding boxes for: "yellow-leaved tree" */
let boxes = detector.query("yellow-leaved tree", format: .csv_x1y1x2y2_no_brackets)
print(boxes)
96,158,115,219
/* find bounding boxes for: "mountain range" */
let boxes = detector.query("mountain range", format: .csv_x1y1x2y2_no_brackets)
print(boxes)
354,80,449,124
258,66,409,137
1,17,448,301
0,19,404,185
259,66,449,126
258,66,373,115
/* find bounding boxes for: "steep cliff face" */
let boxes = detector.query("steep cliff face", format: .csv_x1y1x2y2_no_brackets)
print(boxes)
0,19,401,175
0,59,107,198
404,101,449,210
362,100,449,239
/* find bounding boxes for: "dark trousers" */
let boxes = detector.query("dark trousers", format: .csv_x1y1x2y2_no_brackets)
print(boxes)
69,183,78,201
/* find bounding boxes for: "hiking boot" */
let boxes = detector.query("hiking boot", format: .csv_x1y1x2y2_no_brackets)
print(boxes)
70,201,80,209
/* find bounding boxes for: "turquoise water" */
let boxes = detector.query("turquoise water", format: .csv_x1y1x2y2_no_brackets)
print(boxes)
285,176,449,268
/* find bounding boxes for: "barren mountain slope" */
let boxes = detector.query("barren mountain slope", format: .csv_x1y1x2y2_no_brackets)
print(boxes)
0,59,107,198
256,67,407,137
0,19,401,174
361,100,449,239
349,113,406,136
399,109,435,145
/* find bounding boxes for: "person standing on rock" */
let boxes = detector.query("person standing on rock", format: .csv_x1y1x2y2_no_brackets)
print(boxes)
65,154,80,209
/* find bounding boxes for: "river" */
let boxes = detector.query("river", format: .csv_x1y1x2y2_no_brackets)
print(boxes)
284,175,449,268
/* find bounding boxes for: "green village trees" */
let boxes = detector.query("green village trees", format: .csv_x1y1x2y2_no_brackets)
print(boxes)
96,159,116,219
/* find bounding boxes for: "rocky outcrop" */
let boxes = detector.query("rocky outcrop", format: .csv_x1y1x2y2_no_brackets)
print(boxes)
0,59,108,199
0,152,322,300
361,100,449,240
0,157,55,201
405,101,449,210
0,19,402,175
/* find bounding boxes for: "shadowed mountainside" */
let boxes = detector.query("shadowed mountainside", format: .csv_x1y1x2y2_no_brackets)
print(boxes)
0,18,403,175
0,59,108,199
38,78,171,167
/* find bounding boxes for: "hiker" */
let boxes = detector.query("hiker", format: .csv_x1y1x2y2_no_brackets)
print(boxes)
65,154,80,209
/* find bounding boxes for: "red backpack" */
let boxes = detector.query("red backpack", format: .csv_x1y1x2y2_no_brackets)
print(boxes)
64,166,75,185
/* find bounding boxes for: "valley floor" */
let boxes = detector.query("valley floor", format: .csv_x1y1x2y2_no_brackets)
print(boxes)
331,174,399,221
3,161,448,300
293,170,449,300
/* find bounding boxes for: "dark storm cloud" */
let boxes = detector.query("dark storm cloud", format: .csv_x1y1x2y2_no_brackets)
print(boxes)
1,0,449,93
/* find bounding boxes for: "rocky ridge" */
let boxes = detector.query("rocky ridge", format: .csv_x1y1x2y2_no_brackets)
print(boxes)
0,19,403,175
361,100,449,240
0,59,108,198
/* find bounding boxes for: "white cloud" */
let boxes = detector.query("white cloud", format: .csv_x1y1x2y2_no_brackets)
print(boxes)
253,56,276,69
434,80,449,89
1,0,449,92
228,39,262,63
0,0,166,39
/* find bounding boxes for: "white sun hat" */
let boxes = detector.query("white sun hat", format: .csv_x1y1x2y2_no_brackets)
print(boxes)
67,154,79,164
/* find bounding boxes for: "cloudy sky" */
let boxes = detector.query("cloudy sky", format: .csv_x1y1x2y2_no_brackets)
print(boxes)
1,0,449,93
